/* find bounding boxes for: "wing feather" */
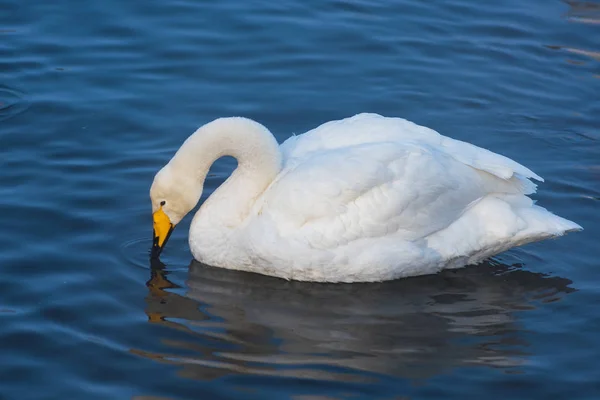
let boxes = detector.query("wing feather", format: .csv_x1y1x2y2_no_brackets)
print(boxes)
263,113,543,251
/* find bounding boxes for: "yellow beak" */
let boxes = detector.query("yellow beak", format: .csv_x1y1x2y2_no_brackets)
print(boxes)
151,207,174,258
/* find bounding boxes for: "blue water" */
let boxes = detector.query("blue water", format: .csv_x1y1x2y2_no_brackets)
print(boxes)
1,0,599,399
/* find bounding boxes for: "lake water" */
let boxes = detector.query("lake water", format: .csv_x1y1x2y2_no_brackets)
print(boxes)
1,0,599,399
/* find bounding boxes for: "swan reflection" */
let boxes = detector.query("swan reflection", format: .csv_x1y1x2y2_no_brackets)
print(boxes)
135,259,574,382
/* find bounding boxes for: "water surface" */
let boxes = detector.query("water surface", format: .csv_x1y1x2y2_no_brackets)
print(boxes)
1,0,599,399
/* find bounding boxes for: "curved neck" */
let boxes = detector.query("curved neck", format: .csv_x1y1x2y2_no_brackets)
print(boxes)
169,117,282,227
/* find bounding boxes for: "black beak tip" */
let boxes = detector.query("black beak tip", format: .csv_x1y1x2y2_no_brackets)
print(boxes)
150,225,173,260
150,234,163,259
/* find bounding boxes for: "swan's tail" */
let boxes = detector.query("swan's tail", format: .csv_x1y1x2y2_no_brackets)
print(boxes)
427,194,582,268
499,194,582,237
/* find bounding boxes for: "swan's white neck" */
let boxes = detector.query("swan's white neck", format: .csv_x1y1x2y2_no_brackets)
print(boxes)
169,117,282,227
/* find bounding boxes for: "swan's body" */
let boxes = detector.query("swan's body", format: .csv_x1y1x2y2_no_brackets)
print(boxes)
150,113,581,282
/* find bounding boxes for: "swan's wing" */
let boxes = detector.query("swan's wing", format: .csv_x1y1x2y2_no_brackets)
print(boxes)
282,113,542,187
259,141,495,250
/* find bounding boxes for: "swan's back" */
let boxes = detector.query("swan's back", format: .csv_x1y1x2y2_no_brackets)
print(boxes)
282,113,541,189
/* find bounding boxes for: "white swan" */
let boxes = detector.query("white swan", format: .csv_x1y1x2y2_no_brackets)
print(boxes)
150,113,581,282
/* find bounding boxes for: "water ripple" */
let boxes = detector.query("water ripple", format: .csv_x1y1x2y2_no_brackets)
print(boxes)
120,237,154,270
0,85,30,122
121,236,190,271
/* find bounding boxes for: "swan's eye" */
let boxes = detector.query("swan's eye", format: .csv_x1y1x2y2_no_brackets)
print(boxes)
160,200,166,206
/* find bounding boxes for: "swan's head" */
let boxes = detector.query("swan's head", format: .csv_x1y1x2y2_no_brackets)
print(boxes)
149,164,201,258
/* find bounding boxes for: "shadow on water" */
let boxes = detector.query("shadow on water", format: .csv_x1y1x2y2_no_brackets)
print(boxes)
133,258,575,383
